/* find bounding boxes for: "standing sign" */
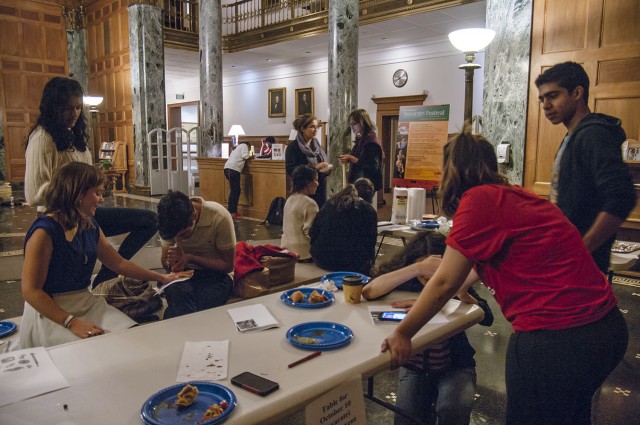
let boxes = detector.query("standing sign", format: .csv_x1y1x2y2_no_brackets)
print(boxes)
392,104,450,190
305,375,366,425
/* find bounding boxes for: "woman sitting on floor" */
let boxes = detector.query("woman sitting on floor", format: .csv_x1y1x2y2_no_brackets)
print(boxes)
310,178,378,275
20,162,180,349
280,165,319,262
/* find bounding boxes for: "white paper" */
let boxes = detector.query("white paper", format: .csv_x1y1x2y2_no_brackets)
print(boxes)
0,347,69,408
176,341,229,382
154,270,194,294
305,376,366,425
227,304,279,332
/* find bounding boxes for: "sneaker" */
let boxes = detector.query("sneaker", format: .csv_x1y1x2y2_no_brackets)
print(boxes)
231,212,242,220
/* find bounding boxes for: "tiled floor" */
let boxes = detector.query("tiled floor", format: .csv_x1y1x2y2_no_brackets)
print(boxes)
0,191,638,424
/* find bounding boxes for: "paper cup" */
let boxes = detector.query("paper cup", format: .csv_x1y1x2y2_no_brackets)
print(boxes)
342,275,364,304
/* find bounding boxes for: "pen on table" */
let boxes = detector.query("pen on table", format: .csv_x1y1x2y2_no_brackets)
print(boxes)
288,350,322,368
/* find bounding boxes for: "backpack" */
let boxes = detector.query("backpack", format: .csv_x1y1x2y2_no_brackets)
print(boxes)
263,196,285,225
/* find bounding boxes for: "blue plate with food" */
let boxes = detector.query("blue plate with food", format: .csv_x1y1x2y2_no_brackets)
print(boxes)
320,272,370,290
281,288,335,309
0,321,17,338
141,382,236,425
286,321,353,351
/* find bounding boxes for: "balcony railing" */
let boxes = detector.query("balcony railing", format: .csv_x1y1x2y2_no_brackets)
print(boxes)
163,0,478,52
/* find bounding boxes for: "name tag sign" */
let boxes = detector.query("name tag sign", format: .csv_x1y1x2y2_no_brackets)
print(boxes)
305,375,366,425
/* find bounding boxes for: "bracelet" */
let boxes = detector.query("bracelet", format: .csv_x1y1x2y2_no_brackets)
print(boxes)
63,314,75,328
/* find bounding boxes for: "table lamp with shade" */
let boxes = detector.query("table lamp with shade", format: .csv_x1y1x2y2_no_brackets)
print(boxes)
448,28,495,123
289,129,298,141
228,124,245,148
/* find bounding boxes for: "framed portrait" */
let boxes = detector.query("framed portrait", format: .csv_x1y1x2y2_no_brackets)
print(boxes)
268,87,286,118
295,87,314,117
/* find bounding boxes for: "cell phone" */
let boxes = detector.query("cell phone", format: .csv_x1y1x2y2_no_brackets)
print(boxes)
379,311,408,321
231,372,279,396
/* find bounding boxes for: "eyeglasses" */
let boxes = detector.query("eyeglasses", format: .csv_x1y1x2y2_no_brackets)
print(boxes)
306,125,319,130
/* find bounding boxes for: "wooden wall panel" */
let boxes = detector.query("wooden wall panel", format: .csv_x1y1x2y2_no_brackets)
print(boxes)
601,0,640,46
86,0,134,184
542,0,588,53
525,0,640,230
0,0,67,182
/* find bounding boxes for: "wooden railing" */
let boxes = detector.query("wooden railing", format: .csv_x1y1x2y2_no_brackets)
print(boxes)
162,0,480,52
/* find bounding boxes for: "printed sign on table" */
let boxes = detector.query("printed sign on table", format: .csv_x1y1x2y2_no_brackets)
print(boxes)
305,375,366,425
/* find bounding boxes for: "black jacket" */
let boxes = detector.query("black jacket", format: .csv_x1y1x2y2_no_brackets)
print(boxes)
309,199,378,275
285,140,327,209
556,113,636,271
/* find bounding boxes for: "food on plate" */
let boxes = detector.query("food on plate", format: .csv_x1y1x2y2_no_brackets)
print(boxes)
198,401,229,423
175,383,199,408
309,290,328,304
294,335,317,344
289,290,305,303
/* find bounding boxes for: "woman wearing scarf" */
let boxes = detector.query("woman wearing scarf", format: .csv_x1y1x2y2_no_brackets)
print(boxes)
285,114,332,208
339,109,383,208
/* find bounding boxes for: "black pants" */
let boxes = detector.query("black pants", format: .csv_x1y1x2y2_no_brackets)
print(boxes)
224,168,241,214
163,269,232,319
505,307,628,425
92,207,158,286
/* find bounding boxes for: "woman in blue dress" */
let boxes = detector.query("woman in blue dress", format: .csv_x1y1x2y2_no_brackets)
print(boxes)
20,162,181,348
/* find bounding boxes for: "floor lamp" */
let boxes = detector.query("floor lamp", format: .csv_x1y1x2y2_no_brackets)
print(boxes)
83,95,104,163
448,28,495,124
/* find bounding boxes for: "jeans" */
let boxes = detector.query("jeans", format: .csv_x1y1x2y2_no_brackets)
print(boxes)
505,308,628,425
224,168,241,214
92,207,158,286
395,366,477,425
163,269,232,319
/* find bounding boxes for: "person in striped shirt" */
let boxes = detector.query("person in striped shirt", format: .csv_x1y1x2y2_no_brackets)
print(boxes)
364,231,493,425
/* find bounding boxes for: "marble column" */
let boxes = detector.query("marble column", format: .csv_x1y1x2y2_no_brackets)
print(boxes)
327,0,359,199
63,6,88,93
199,0,223,157
483,0,533,185
129,0,166,187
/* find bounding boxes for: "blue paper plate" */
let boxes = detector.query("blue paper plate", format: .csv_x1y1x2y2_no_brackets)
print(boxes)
0,321,17,338
141,382,236,425
320,272,370,290
281,288,335,309
286,321,353,351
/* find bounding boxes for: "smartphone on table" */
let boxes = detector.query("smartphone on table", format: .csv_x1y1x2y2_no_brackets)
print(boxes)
231,372,279,396
379,311,408,322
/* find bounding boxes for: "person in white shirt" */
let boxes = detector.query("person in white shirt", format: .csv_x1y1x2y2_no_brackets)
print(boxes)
223,141,253,219
281,165,319,261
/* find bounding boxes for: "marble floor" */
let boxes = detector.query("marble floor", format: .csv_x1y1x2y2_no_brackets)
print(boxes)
0,192,638,424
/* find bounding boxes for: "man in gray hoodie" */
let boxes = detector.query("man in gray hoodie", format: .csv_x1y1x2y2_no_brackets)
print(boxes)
536,62,636,273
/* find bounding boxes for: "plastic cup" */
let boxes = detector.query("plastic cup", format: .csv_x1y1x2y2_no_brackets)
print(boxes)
342,275,364,304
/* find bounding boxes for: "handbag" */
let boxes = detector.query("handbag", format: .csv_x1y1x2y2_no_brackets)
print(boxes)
259,255,296,287
93,276,162,323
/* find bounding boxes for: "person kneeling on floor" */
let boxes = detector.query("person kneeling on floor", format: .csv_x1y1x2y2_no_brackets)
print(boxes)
157,191,236,319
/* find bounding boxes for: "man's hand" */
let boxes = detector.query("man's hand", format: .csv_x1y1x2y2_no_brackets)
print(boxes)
166,244,188,272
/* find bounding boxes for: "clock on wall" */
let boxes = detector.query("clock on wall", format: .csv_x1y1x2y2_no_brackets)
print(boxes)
393,69,408,88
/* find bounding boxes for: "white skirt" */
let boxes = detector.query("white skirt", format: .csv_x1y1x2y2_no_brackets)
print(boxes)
19,289,136,349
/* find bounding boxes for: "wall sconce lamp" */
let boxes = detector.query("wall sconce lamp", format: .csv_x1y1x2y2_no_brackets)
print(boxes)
228,124,245,147
83,96,104,162
448,28,495,123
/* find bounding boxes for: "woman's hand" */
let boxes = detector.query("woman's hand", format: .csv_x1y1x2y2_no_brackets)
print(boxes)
159,271,193,285
68,318,104,339
316,162,329,170
338,154,356,164
390,299,416,310
381,330,412,369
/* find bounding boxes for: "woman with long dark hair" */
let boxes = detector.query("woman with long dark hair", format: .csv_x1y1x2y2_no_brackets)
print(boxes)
285,114,332,208
339,109,383,206
20,162,180,348
24,77,158,287
381,127,628,425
